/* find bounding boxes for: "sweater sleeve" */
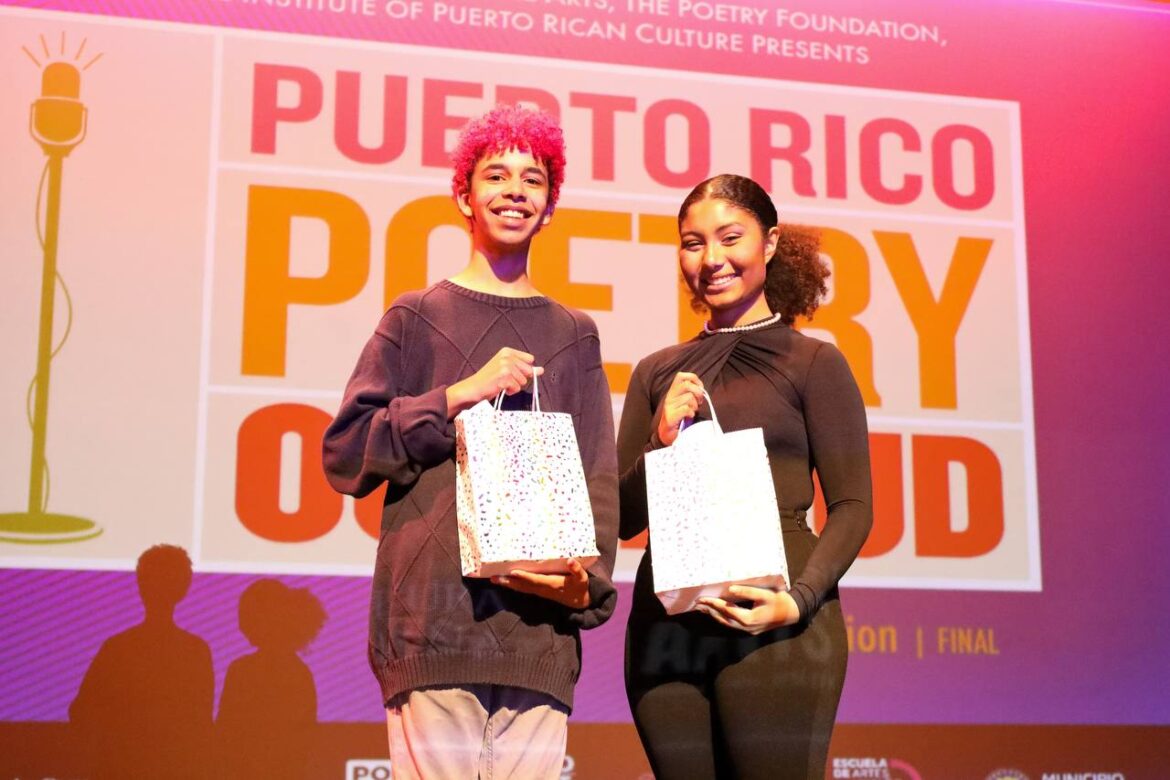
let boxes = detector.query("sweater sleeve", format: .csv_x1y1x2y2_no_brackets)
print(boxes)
322,309,455,498
615,359,657,540
565,327,620,630
787,342,873,621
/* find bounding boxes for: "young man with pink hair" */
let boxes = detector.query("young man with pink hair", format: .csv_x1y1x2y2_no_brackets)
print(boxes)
324,105,618,779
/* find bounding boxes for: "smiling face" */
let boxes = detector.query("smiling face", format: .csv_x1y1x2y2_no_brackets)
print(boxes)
679,197,780,327
457,147,553,254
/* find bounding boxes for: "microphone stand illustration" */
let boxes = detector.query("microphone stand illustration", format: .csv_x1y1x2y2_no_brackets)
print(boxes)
1,45,102,544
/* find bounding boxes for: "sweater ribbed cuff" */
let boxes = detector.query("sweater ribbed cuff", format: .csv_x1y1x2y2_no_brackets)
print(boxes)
372,650,580,711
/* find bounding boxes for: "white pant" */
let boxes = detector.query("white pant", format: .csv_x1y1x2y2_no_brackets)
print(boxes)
386,684,568,780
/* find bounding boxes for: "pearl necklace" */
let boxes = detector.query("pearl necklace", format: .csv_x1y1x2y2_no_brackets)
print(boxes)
703,311,783,335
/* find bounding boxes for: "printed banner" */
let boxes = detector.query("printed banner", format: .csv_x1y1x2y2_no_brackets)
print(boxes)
2,16,1037,593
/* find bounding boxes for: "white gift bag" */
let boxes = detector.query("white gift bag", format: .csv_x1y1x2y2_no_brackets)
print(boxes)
454,374,600,578
645,391,788,614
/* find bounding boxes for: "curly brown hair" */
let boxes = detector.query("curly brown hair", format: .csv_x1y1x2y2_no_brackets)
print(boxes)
678,174,828,326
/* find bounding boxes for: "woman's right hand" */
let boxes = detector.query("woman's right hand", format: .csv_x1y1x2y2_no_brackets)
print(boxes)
446,348,543,418
655,372,705,447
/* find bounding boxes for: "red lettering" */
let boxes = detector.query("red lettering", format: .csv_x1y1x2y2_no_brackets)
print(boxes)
334,71,407,165
251,64,323,155
570,92,637,181
860,118,923,205
824,114,847,200
749,109,815,196
932,124,995,210
644,99,710,187
422,79,483,168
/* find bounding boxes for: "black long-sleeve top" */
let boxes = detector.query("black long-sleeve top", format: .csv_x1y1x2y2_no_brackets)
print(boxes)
616,321,872,620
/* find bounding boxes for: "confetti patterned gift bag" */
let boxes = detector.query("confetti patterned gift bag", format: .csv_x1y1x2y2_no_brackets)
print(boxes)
454,375,599,578
645,392,789,614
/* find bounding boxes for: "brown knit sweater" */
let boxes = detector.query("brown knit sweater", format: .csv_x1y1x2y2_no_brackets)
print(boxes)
323,280,619,710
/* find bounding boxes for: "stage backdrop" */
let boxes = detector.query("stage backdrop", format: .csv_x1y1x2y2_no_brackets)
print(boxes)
2,1,1168,778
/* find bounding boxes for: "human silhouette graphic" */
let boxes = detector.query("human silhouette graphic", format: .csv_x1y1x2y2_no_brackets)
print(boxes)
69,544,214,779
215,578,326,779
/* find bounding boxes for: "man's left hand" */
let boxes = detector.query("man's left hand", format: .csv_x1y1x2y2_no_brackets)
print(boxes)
493,557,591,609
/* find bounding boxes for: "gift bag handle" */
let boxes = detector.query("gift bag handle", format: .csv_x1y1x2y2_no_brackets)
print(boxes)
492,370,542,413
678,388,720,433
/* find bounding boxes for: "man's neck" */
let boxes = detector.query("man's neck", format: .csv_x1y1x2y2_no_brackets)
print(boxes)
448,245,541,298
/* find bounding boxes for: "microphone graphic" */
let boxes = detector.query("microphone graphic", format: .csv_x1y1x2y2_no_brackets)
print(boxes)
30,60,87,155
0,35,101,544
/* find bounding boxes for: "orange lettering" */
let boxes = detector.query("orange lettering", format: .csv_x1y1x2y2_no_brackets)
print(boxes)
637,213,705,342
877,232,992,409
236,404,342,542
531,208,629,392
912,434,1004,557
383,195,465,307
242,186,370,377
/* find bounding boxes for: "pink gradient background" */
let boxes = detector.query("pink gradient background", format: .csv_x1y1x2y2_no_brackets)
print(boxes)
1,0,1168,727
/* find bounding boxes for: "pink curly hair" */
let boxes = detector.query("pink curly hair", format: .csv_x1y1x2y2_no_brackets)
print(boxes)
450,104,567,211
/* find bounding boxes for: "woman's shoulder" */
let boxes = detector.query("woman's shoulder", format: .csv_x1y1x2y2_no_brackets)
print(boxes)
625,336,708,397
784,324,835,352
750,323,841,363
632,334,703,374
772,328,859,395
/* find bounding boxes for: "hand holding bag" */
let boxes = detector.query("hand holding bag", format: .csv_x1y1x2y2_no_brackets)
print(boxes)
454,373,600,578
645,390,789,614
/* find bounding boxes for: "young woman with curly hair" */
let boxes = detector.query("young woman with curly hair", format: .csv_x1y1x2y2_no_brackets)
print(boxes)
617,174,873,779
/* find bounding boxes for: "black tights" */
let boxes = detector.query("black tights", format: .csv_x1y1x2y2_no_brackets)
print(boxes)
626,600,847,780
